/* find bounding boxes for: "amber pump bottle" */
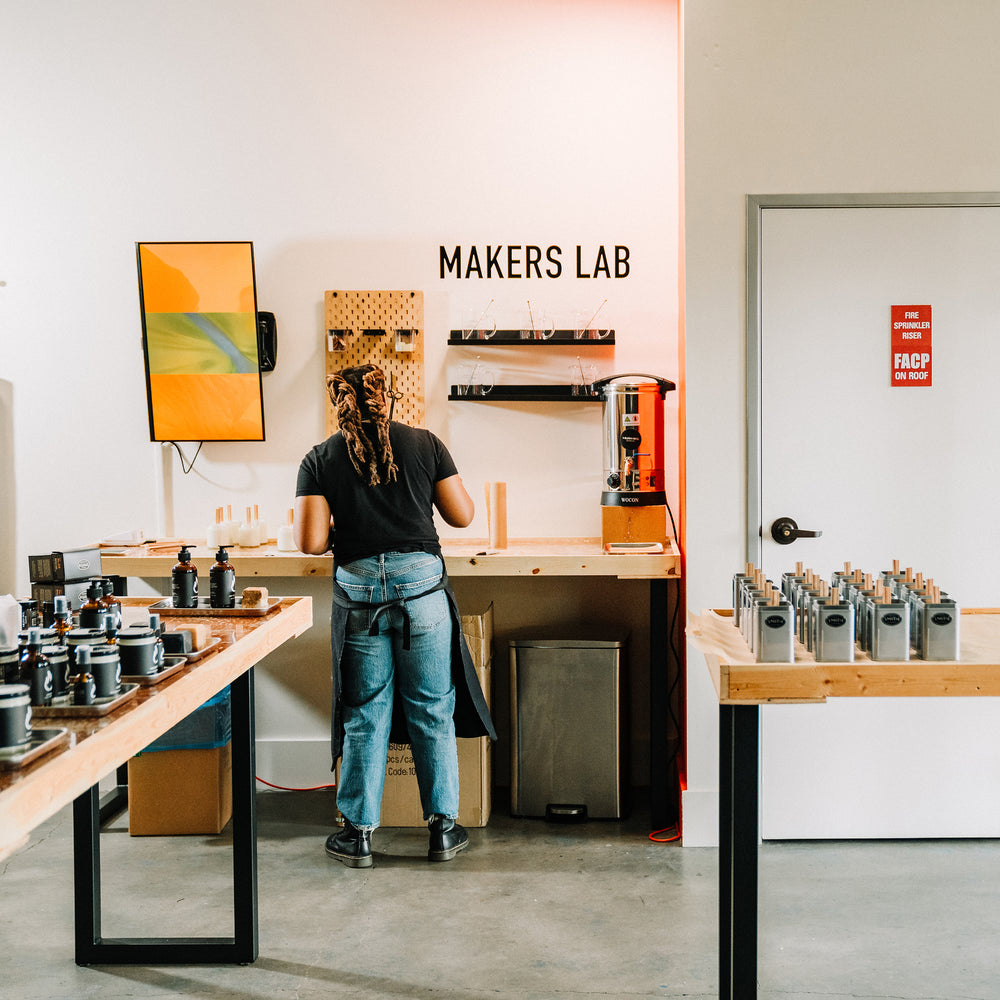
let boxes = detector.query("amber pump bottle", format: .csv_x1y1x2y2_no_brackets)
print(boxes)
171,545,199,608
100,579,122,630
78,580,106,628
210,546,236,608
19,627,53,707
51,595,72,646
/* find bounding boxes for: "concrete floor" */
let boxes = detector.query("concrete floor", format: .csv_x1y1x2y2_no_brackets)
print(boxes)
1,790,998,1000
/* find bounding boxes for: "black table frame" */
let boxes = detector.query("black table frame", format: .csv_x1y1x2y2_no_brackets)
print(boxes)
719,702,759,999
72,669,259,965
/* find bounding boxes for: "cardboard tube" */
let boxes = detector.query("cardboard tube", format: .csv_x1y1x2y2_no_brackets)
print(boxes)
485,482,507,550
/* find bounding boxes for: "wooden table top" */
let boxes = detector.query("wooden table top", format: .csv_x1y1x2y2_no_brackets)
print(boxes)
99,538,682,580
688,607,1000,704
0,595,312,862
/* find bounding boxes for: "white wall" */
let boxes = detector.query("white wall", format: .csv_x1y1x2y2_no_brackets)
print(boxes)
683,0,1000,844
2,2,679,790
2,0,678,584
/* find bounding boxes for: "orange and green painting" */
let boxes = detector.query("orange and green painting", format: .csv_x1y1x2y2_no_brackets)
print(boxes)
137,242,265,441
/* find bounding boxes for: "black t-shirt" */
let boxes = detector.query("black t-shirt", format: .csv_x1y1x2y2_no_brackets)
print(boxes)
295,422,458,565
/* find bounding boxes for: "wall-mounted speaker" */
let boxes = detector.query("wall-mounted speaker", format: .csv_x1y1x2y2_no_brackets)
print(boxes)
257,311,277,372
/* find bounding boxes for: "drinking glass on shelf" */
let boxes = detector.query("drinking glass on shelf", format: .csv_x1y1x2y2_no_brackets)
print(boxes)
573,301,610,340
462,301,495,340
569,360,598,396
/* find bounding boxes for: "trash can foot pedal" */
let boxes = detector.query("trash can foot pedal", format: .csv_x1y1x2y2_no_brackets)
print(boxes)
545,803,588,823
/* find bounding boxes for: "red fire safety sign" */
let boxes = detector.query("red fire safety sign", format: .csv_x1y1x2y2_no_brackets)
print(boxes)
890,304,932,387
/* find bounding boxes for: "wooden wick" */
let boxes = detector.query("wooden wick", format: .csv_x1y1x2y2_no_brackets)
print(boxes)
843,561,851,574
829,586,839,605
795,561,803,576
892,559,900,574
769,590,780,606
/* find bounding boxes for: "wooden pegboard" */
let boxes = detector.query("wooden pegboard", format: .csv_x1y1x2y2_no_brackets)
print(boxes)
325,290,424,434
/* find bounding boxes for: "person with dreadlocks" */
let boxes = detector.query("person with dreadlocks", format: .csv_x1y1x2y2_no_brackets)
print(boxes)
294,364,495,868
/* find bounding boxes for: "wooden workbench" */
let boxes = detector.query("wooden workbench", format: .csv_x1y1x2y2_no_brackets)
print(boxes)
688,606,1000,1000
102,538,683,828
0,595,312,965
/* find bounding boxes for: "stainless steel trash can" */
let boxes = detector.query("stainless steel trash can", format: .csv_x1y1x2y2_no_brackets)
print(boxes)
509,636,628,819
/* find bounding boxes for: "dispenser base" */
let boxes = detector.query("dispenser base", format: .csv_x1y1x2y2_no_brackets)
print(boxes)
600,504,668,549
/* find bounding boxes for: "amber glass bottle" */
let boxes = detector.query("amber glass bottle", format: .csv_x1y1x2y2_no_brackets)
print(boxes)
171,546,199,608
210,546,236,608
78,581,106,628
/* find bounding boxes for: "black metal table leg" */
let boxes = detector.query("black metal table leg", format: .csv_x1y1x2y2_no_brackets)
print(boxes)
719,702,759,1000
650,578,679,829
73,668,258,965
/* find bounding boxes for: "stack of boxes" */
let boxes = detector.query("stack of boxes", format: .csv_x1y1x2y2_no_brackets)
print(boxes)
128,688,233,835
27,547,107,611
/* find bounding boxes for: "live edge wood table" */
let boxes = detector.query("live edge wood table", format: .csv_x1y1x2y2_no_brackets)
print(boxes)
102,539,682,827
688,606,1000,1000
0,595,312,966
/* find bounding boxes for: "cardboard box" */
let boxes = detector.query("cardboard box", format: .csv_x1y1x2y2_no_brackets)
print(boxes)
28,547,102,582
128,743,233,835
338,603,494,828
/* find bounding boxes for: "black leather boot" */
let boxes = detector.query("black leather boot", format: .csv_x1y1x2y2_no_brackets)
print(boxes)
326,819,373,868
428,816,469,862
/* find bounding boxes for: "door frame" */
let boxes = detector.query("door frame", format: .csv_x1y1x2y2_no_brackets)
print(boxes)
744,191,1000,562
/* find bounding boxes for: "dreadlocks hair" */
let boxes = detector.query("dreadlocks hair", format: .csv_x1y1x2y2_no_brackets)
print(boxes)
326,365,398,487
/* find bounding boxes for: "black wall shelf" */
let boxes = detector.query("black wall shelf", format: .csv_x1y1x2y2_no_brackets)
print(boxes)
447,330,614,346
449,384,601,402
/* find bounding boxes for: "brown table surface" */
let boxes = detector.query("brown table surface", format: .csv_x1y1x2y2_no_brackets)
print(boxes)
689,607,1000,704
0,595,312,862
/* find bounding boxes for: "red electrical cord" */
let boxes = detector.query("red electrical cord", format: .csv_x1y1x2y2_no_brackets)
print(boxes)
648,824,681,843
255,776,337,791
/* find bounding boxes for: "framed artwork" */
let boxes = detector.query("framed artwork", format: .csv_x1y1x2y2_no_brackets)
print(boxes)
136,241,265,441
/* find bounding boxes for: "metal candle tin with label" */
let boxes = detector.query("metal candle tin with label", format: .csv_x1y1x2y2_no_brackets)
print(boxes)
920,599,959,660
813,601,855,662
870,601,911,660
754,600,795,662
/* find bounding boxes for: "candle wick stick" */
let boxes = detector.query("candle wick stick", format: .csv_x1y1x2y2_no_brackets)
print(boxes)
582,298,608,331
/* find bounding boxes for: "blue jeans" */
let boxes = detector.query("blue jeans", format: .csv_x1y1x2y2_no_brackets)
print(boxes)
335,552,458,829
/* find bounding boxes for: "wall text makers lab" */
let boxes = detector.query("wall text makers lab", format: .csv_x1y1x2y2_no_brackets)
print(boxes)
439,244,630,279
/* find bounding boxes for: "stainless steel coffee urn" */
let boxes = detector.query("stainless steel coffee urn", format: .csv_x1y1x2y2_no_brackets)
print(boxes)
594,373,675,548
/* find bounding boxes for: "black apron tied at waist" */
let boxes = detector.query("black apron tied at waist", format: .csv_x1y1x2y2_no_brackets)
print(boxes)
331,575,449,650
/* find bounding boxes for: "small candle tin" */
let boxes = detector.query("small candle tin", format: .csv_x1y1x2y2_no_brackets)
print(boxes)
871,601,911,661
0,646,19,684
18,628,57,649
920,600,960,661
0,684,32,749
813,602,856,662
66,628,108,667
41,644,70,698
119,626,162,676
754,601,795,663
89,645,121,699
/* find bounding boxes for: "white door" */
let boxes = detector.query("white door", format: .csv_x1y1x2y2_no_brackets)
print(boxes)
752,196,1000,839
